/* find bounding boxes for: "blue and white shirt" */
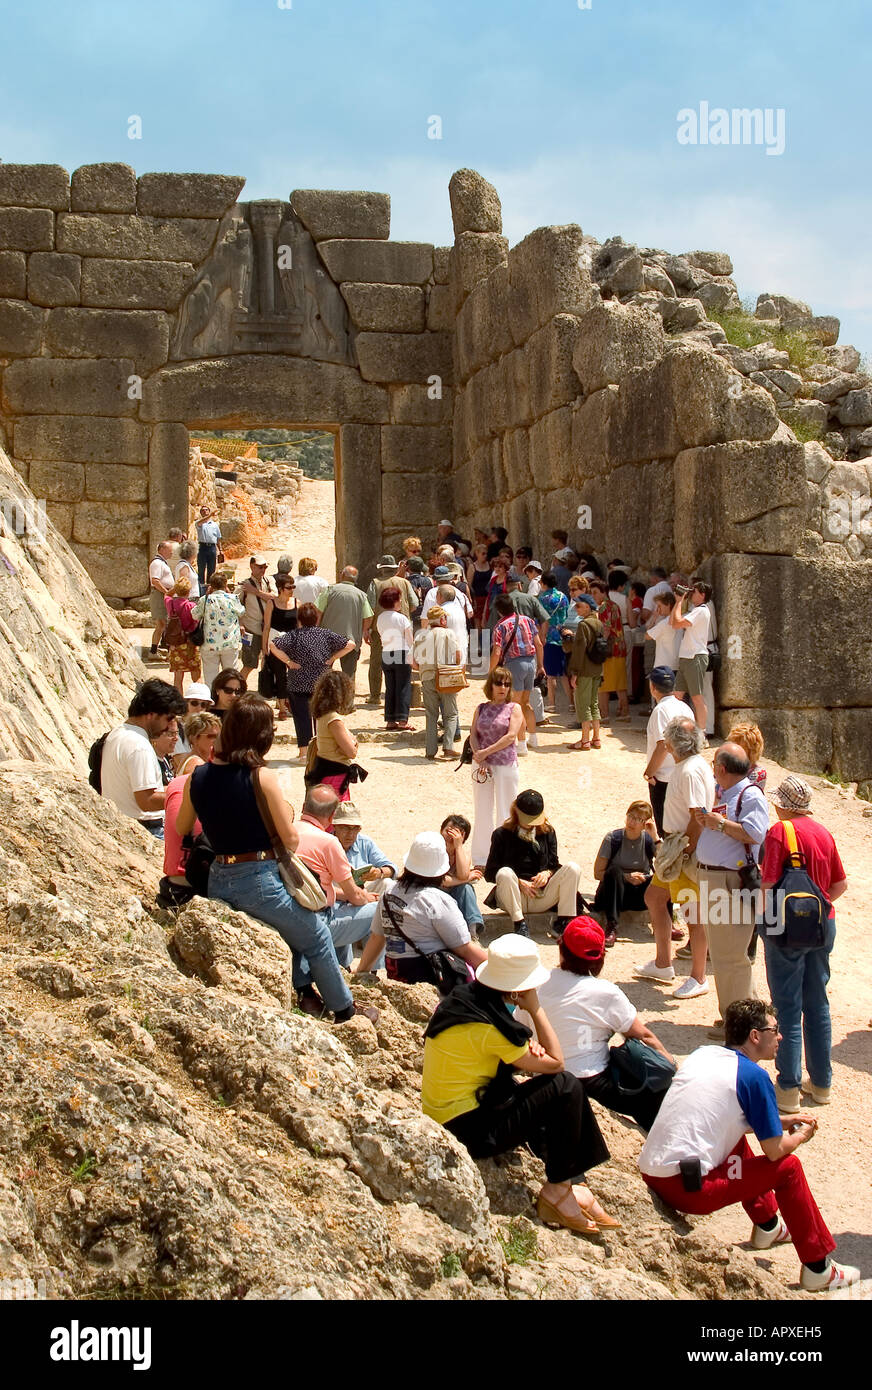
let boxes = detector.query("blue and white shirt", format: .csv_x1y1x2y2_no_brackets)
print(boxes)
639,1046,782,1179
196,519,222,545
345,831,396,877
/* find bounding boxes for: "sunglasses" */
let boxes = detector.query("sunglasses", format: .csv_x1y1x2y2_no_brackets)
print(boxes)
187,700,212,709
223,686,245,696
492,680,512,687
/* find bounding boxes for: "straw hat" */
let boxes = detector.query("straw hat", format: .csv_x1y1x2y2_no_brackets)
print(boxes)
475,934,550,993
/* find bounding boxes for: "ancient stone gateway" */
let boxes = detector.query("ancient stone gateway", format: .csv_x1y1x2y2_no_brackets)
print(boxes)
0,162,870,788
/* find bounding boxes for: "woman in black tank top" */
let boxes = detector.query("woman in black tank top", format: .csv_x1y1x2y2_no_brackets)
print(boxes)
261,576,298,719
178,693,373,1024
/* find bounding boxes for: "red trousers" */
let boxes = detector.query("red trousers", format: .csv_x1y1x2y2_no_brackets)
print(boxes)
644,1137,835,1266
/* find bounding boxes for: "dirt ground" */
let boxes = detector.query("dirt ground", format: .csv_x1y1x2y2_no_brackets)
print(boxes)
152,477,872,1288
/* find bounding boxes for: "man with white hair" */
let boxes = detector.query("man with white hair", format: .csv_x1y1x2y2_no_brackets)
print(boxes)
148,541,175,657
422,580,472,661
295,784,381,974
316,565,373,686
636,717,715,998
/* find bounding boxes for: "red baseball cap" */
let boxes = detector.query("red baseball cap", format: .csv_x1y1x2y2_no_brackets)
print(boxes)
561,916,606,960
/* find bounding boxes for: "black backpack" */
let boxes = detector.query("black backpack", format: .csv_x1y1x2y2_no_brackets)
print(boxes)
87,732,109,793
768,819,830,949
589,631,610,665
181,832,215,898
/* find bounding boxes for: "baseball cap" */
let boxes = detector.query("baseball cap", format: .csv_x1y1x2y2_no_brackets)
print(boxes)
515,789,546,827
649,665,676,691
251,553,268,566
332,801,363,827
561,916,606,960
770,775,812,812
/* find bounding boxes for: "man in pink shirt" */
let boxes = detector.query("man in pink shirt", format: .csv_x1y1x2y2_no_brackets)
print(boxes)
295,784,383,968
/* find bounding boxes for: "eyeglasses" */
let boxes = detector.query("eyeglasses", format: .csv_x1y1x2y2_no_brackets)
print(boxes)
757,1026,779,1034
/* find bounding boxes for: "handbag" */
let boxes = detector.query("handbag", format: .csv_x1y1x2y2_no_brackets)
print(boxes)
454,735,474,769
436,664,468,693
735,786,762,892
380,891,469,996
258,663,281,698
706,640,721,674
189,593,208,647
251,768,328,912
608,1037,676,1098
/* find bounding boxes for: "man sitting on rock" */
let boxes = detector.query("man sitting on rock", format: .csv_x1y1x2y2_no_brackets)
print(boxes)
295,784,382,978
639,998,860,1294
440,814,485,938
330,801,396,892
100,678,188,838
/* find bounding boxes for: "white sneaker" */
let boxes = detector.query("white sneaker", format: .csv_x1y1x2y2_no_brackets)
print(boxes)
673,976,709,1000
800,1260,861,1293
751,1218,792,1250
528,731,539,748
634,960,675,982
517,740,528,757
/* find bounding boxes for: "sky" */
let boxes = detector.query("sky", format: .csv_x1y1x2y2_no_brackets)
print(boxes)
2,0,870,356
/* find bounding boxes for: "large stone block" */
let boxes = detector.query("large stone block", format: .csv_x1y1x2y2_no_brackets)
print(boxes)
27,459,85,502
523,225,597,336
831,709,872,782
572,300,665,395
291,189,390,241
141,354,389,427
426,283,453,332
0,208,54,252
71,163,137,213
356,332,452,387
470,265,512,374
529,407,573,490
432,247,451,285
716,707,833,776
45,307,170,372
669,343,779,448
0,251,26,298
73,499,148,545
318,240,433,286
526,315,583,420
502,428,532,498
570,386,619,482
539,487,586,557
388,383,451,425
503,349,532,430
380,424,452,473
607,358,680,465
448,169,502,236
0,164,69,210
85,462,148,502
712,553,872,708
45,499,73,540
835,389,872,427
14,415,148,464
136,173,245,218
27,251,80,306
335,425,380,580
452,232,508,305
81,258,195,310
2,358,138,417
57,213,219,263
71,542,148,599
0,298,45,355
381,472,450,528
341,283,425,333
505,489,541,551
674,439,807,570
685,250,733,277
148,423,190,554
601,460,676,570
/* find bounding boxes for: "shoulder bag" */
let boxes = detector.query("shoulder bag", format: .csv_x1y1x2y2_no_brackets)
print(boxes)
735,786,761,893
380,891,470,996
497,614,522,665
251,768,328,913
609,1037,676,1098
189,594,207,647
436,663,468,693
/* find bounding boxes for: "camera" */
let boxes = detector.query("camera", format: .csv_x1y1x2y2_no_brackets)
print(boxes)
674,583,691,596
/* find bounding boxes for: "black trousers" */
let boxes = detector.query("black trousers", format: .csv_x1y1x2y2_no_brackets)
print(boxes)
582,1067,665,1134
446,1070,609,1184
650,778,668,836
593,865,651,924
383,658,411,723
197,543,217,587
289,690,314,748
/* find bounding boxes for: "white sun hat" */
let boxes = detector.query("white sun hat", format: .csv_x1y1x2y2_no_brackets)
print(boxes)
403,831,450,878
475,934,550,993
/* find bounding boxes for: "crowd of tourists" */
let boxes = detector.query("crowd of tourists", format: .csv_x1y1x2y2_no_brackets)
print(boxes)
99,516,860,1293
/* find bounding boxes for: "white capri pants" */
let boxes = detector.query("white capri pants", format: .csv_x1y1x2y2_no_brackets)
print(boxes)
201,646,240,688
469,761,520,866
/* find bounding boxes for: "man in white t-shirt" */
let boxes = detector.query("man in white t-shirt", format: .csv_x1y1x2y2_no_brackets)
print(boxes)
643,667,689,835
148,542,175,657
637,716,715,998
671,580,712,731
99,678,188,838
516,916,674,1131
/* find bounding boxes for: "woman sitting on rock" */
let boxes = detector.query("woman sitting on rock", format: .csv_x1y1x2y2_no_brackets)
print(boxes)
515,917,674,1132
353,831,487,986
422,933,615,1234
158,711,220,909
483,790,582,940
177,692,374,1024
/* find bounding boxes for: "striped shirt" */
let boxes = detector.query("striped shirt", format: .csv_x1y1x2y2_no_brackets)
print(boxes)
493,614,538,661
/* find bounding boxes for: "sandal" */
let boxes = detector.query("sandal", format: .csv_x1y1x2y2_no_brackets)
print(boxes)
590,738,602,749
536,1191,599,1236
573,1184,621,1229
566,740,591,751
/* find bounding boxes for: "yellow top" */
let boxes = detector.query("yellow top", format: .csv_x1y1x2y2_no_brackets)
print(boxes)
421,1023,529,1125
316,711,353,766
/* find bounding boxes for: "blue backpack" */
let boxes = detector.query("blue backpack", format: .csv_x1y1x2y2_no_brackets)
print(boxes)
769,819,830,949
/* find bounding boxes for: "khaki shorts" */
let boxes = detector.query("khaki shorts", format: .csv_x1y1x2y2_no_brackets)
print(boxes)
676,652,708,697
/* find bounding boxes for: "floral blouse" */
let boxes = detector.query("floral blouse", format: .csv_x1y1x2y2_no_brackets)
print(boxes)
598,598,627,660
192,591,244,650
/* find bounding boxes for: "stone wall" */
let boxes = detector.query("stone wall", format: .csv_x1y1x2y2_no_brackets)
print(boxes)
443,170,872,790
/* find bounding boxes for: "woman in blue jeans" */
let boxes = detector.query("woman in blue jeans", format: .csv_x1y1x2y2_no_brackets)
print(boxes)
176,692,375,1024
